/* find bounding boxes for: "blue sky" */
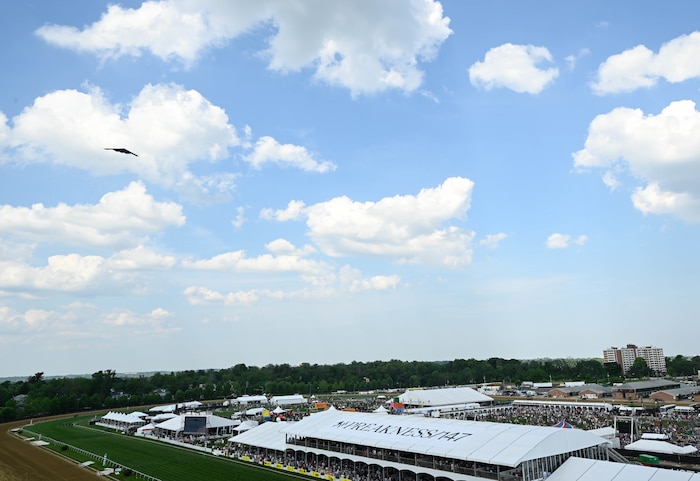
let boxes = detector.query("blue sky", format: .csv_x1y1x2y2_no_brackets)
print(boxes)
2,1,700,377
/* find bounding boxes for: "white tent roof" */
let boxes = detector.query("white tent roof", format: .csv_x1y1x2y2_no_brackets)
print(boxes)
155,413,238,432
279,409,606,468
625,439,698,455
234,420,259,432
245,407,265,416
548,456,700,481
373,405,389,413
136,423,155,434
152,413,177,423
236,395,268,404
230,421,288,451
148,401,203,413
586,427,615,438
397,387,492,407
270,394,307,406
101,411,147,425
272,406,287,414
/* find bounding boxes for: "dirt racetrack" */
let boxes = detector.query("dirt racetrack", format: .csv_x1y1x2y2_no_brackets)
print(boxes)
0,417,99,481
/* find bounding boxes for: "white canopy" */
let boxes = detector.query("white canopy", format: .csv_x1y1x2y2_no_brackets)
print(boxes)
152,413,177,423
272,406,287,414
149,401,203,413
397,387,492,407
234,420,259,432
155,413,238,433
101,411,147,425
230,421,288,451
236,395,268,404
548,456,700,481
280,408,607,468
270,394,307,406
625,439,698,455
136,423,155,435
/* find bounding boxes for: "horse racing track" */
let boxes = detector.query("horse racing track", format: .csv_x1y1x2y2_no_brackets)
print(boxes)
2,414,299,481
0,417,99,481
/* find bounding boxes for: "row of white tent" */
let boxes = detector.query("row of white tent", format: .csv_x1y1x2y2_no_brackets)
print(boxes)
136,413,260,437
232,394,308,406
148,401,204,413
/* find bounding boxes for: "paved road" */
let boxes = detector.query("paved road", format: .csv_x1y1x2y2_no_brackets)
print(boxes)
0,417,99,481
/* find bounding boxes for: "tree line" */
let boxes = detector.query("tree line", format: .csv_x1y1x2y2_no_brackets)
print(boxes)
2,355,698,422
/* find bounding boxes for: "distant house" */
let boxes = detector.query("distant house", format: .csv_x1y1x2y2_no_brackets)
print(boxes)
153,388,168,398
648,385,700,402
110,389,128,400
612,379,680,400
12,394,27,405
580,384,612,399
548,384,611,399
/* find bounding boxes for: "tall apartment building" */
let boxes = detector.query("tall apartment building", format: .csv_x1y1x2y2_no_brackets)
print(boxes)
603,344,666,375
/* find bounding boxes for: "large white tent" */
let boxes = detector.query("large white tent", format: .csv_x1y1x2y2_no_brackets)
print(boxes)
397,387,493,407
152,413,238,438
271,409,606,468
98,411,147,431
235,395,268,405
547,456,700,481
230,421,288,451
233,420,259,433
269,394,307,406
624,439,698,455
148,401,203,413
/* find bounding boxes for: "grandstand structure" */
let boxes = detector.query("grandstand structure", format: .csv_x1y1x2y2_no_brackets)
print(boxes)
230,408,611,481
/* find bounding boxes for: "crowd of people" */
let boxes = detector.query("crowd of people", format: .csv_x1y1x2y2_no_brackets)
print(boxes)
475,402,699,450
224,445,410,481
477,404,612,430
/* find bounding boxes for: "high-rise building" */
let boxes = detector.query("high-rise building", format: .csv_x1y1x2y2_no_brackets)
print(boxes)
603,344,666,375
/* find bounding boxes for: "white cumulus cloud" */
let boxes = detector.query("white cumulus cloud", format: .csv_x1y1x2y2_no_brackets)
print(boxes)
573,100,700,222
245,136,335,173
260,200,307,221
469,43,559,94
299,177,475,267
2,84,239,195
0,182,184,248
35,0,452,96
546,233,588,249
592,31,700,94
479,233,507,249
182,240,328,274
0,245,178,295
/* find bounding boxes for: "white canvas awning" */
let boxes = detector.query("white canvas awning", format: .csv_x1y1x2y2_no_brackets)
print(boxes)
548,457,700,481
280,409,607,468
625,439,698,455
234,420,259,432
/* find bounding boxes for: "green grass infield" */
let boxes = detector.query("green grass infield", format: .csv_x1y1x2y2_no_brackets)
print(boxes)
22,415,302,481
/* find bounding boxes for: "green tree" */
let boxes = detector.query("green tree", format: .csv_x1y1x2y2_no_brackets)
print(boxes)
666,355,695,377
627,357,652,379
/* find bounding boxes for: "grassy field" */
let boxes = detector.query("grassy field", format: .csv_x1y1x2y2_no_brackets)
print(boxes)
22,415,298,481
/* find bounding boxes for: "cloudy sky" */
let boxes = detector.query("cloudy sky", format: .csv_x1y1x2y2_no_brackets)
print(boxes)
2,1,700,377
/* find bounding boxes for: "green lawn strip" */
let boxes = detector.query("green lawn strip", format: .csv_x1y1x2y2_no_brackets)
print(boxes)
23,416,300,481
45,444,97,464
